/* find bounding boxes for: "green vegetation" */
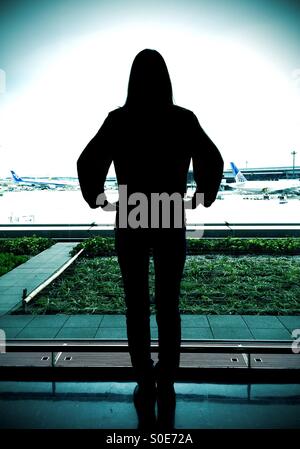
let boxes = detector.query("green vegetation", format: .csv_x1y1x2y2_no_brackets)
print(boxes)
0,252,30,276
20,254,300,315
4,236,299,315
186,237,300,255
71,237,116,257
0,236,53,256
71,236,300,258
0,236,53,276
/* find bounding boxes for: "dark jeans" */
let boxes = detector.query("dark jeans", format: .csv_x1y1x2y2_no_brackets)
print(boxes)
115,227,186,385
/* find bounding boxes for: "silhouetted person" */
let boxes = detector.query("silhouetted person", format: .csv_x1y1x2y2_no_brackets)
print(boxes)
77,49,224,430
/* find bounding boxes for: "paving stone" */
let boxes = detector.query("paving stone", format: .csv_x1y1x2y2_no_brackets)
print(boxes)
0,309,12,316
25,263,62,268
17,327,61,338
55,327,98,338
0,279,21,287
0,305,19,315
211,327,253,339
63,315,103,328
0,270,13,285
0,296,21,304
150,315,157,326
181,315,210,327
16,267,54,273
32,274,51,281
182,327,213,339
1,327,23,338
29,315,69,328
100,315,127,327
242,315,285,329
207,315,248,328
250,328,293,340
0,315,35,328
0,287,24,295
150,328,158,339
95,327,127,339
277,316,300,330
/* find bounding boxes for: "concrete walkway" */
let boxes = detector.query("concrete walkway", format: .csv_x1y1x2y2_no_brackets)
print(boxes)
0,242,78,316
0,313,299,340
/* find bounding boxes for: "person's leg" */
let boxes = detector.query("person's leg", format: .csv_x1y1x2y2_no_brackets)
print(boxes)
152,228,186,384
115,229,154,387
152,228,186,430
115,229,156,430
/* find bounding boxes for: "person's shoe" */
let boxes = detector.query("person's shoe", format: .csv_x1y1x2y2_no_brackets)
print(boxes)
156,383,176,430
133,383,157,430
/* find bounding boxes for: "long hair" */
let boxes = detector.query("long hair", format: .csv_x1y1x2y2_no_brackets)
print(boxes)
124,49,173,109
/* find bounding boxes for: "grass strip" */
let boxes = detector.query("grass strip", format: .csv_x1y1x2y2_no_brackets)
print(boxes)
70,237,300,257
20,254,300,315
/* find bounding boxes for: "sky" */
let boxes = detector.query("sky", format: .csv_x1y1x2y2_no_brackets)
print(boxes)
0,0,300,177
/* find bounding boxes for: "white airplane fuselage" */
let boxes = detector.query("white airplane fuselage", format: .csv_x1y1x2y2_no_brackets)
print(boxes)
229,179,300,194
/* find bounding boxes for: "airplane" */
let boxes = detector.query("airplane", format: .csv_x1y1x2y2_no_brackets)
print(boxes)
10,170,79,188
228,162,300,194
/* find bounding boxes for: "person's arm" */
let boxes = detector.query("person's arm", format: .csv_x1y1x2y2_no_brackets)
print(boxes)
190,113,224,208
77,113,113,209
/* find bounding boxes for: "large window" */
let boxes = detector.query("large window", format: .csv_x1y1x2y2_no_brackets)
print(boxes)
0,0,300,346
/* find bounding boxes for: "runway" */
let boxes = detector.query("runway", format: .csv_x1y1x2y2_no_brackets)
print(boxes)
0,190,299,226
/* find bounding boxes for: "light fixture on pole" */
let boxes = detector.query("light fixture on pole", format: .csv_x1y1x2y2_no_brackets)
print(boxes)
291,150,297,178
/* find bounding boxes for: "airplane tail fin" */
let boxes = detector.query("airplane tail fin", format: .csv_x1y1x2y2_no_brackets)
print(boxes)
10,170,23,182
230,162,247,183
